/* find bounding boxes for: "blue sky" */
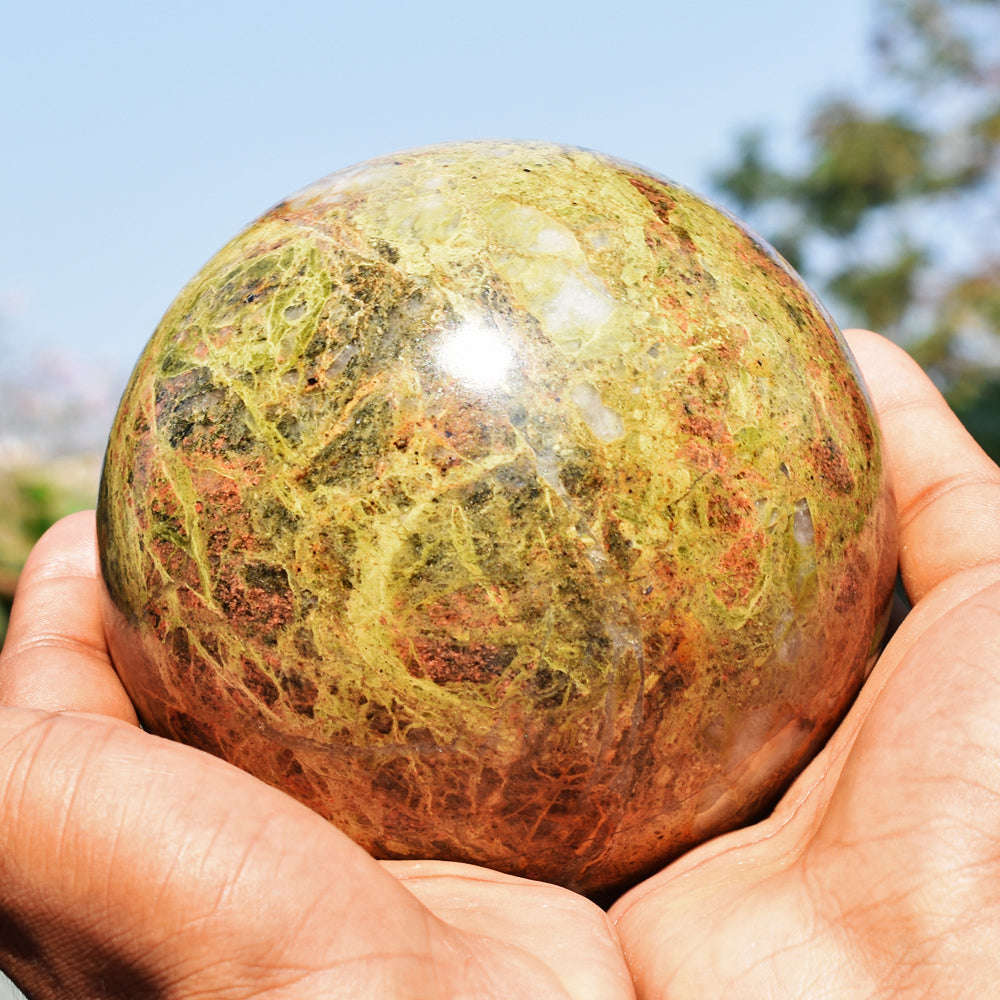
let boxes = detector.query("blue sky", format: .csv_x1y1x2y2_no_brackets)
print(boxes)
1,0,876,389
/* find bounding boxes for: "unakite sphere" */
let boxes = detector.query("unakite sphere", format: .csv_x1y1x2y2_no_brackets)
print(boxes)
97,141,897,895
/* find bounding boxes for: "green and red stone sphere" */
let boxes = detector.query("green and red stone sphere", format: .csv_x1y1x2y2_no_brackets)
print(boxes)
97,141,897,895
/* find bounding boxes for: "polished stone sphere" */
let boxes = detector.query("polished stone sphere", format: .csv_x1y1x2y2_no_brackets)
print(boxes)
97,141,897,895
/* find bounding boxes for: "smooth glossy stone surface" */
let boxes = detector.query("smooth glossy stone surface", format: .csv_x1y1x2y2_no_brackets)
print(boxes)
98,141,897,895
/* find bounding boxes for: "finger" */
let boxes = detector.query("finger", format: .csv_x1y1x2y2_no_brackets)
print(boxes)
385,860,636,998
845,329,1000,604
0,512,138,723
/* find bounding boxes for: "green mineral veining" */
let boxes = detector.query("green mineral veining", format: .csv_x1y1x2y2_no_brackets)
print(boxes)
98,141,896,894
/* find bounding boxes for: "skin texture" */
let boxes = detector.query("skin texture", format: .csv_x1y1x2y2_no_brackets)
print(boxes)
0,331,999,995
96,143,896,893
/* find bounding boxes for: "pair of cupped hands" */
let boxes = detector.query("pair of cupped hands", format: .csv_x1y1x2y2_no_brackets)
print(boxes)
1,330,999,999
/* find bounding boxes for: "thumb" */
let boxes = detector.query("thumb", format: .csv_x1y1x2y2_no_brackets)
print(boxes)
0,512,137,723
844,329,1000,604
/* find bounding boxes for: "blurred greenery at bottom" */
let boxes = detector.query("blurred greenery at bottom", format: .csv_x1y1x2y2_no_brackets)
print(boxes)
0,458,100,650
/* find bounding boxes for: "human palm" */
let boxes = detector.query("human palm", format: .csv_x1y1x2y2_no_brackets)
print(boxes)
2,330,999,998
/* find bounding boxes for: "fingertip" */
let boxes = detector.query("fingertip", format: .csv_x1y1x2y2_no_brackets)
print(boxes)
843,327,885,350
843,328,929,405
1,510,139,725
844,329,1000,603
17,510,100,590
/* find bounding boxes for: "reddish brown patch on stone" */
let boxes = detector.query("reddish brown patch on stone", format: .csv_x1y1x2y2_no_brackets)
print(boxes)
142,605,169,644
187,471,262,575
279,670,319,718
834,571,861,616
146,490,202,592
843,376,877,457
246,234,294,258
716,325,750,362
680,438,725,473
657,292,686,319
626,175,719,293
626,175,679,223
733,230,804,297
420,585,507,634
276,747,322,801
242,658,281,707
427,401,516,472
707,492,753,532
269,197,362,239
678,361,732,447
213,563,295,639
647,553,679,594
190,466,253,510
175,584,209,618
365,702,394,734
404,637,518,684
405,725,436,749
715,531,765,606
223,680,268,722
643,633,695,697
371,757,423,810
808,436,855,494
166,708,225,758
167,626,218,689
834,544,872,615
680,408,732,444
208,324,238,350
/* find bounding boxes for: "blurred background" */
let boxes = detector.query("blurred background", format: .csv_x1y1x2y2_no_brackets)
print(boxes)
2,0,998,645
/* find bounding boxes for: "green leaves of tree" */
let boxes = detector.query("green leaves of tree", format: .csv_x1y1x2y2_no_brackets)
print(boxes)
803,104,931,236
714,0,1000,461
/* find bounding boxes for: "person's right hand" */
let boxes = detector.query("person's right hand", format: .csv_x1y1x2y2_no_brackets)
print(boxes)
0,512,634,999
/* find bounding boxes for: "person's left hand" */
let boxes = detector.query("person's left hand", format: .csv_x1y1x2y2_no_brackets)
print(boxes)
0,512,634,999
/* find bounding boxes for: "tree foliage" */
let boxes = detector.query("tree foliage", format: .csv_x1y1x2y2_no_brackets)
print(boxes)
0,464,99,649
714,0,1000,460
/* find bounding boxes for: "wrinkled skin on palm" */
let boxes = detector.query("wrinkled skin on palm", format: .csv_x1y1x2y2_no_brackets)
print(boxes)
98,141,897,895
